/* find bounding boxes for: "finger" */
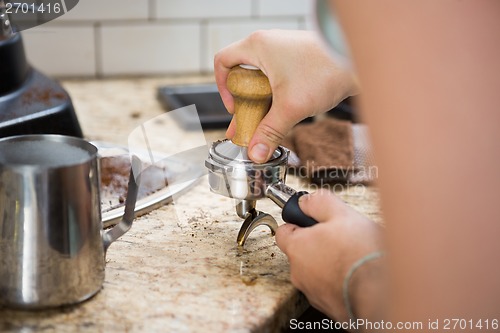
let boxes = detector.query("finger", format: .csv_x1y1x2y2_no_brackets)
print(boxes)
275,223,299,255
214,58,234,114
298,189,344,223
247,106,298,163
214,39,260,114
225,117,236,139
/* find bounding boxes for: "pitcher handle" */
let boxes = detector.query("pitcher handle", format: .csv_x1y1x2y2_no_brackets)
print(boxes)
103,155,141,252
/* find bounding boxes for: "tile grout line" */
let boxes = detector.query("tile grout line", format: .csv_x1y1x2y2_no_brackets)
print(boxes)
148,0,156,21
251,0,259,18
200,19,208,74
94,22,102,78
298,17,305,30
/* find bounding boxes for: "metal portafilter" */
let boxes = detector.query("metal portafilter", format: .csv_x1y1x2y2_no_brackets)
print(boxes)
205,65,317,247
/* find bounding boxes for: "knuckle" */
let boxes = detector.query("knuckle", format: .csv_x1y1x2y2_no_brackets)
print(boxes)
248,30,268,44
257,123,285,145
281,94,315,118
213,51,227,69
213,51,221,64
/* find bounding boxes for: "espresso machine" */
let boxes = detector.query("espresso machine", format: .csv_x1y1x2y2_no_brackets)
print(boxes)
206,65,317,247
0,1,82,138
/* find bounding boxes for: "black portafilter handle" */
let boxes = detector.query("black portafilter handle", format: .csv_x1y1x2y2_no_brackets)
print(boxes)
282,192,318,227
265,182,318,228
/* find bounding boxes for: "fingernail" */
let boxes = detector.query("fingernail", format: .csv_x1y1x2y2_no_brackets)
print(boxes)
250,143,270,163
298,194,309,204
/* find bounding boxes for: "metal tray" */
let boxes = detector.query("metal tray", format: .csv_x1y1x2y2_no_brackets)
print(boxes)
95,142,203,228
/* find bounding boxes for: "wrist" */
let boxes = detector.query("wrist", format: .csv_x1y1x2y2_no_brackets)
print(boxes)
343,251,387,322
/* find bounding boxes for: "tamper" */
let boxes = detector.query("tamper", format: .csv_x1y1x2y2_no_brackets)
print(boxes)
205,65,317,247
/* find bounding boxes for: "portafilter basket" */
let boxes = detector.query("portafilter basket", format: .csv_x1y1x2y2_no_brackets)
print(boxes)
206,140,288,201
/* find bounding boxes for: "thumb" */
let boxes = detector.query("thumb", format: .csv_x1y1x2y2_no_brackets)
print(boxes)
247,106,297,163
275,223,299,256
298,190,343,223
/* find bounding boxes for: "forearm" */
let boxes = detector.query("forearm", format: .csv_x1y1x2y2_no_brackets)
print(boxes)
335,0,500,323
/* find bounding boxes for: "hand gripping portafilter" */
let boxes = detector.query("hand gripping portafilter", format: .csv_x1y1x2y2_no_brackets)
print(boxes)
205,65,317,247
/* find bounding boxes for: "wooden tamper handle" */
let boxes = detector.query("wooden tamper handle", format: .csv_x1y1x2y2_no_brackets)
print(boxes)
227,65,272,147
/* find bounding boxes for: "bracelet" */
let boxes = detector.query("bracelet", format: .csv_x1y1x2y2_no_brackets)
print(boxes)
342,251,385,321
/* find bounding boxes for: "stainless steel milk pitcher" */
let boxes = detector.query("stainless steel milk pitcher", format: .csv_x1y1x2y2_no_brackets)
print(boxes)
0,135,139,309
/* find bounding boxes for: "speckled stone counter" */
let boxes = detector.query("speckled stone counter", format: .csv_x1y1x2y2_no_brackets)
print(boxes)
0,77,381,332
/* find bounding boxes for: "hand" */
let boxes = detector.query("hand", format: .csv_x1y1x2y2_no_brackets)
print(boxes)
275,190,383,321
214,29,359,163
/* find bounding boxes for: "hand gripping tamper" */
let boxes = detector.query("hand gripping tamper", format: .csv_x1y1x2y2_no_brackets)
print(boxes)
205,65,317,247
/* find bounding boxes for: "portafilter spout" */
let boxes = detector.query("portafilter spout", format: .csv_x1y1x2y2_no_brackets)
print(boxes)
236,200,256,219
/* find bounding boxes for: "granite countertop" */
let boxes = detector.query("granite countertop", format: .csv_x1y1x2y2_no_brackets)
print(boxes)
0,76,381,332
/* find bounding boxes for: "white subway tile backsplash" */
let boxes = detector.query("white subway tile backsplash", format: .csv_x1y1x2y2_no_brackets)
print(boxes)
18,0,311,77
59,0,149,21
203,19,300,71
22,25,96,77
257,0,313,17
100,23,200,76
155,0,252,19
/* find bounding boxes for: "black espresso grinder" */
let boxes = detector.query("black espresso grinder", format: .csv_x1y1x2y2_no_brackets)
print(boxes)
0,1,82,138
